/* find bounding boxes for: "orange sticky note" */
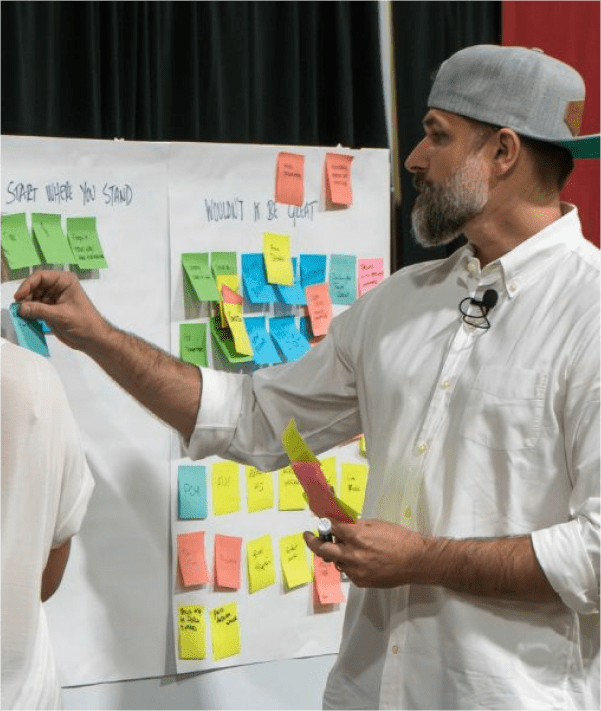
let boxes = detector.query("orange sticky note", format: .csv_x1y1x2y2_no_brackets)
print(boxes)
214,534,242,590
276,152,305,207
177,531,210,587
325,153,353,206
305,282,333,337
313,555,345,605
358,258,384,296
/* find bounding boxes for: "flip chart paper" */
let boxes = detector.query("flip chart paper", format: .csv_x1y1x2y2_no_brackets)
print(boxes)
1,213,41,269
263,233,294,286
305,283,333,337
244,316,281,365
325,153,354,206
358,258,384,296
275,152,305,207
320,456,337,492
177,531,210,587
247,535,276,593
278,466,308,510
282,419,319,464
182,252,220,302
221,285,253,357
268,316,311,362
313,557,345,605
241,253,278,304
214,534,242,590
329,254,357,305
339,463,369,517
31,213,74,264
275,257,306,305
211,251,237,276
178,605,206,659
179,322,208,367
66,216,108,270
300,254,326,287
216,274,239,325
9,303,50,357
290,460,356,523
178,465,207,519
245,466,274,512
279,533,312,590
210,603,241,661
209,317,253,364
212,461,240,515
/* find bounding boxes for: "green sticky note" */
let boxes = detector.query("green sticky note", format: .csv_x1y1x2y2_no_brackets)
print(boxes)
31,213,75,264
211,252,237,277
209,317,253,364
1,213,41,269
180,322,208,367
66,216,108,270
182,253,220,302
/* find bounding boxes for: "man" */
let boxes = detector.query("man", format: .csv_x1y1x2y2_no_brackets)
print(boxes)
14,46,599,709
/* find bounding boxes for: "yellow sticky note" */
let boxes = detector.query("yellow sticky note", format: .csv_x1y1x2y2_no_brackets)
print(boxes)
279,532,312,589
339,463,368,517
319,456,337,493
210,602,241,661
216,274,239,324
278,465,308,510
263,233,294,286
247,535,276,593
178,605,206,660
282,418,319,463
246,467,274,512
358,436,367,458
212,461,240,515
222,300,253,356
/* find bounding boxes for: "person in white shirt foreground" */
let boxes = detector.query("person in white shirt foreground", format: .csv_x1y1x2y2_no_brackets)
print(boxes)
14,45,600,710
1,339,95,710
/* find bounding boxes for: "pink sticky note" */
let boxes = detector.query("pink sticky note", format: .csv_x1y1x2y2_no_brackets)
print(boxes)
276,152,305,207
314,556,345,605
221,284,243,305
290,460,355,523
177,531,210,587
305,283,333,337
358,258,384,296
214,534,242,589
325,153,353,206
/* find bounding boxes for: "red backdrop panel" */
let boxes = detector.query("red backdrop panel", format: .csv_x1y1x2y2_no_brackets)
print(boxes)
503,1,600,246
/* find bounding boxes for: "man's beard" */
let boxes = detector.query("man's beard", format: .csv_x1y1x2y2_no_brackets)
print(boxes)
410,154,489,248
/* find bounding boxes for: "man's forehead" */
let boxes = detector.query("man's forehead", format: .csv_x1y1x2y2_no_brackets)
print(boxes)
422,108,468,128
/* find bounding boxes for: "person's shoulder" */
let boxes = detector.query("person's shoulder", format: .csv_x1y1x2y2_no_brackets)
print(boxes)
1,340,61,403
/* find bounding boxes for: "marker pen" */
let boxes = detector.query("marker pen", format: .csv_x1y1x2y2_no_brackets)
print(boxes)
317,518,333,543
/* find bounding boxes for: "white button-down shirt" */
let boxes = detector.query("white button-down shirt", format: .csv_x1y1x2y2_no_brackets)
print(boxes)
187,205,599,710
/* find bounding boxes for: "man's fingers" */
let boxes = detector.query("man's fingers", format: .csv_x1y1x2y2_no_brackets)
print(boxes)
18,300,56,323
303,531,344,564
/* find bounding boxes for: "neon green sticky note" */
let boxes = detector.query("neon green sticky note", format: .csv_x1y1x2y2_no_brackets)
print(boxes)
210,602,241,661
31,213,74,264
339,463,368,517
247,535,276,593
180,322,208,367
279,532,312,589
246,467,274,512
263,233,294,286
278,465,308,510
209,316,253,364
320,456,337,493
1,213,41,269
212,461,240,515
282,418,319,464
178,605,206,660
182,252,220,302
211,252,237,276
66,216,108,270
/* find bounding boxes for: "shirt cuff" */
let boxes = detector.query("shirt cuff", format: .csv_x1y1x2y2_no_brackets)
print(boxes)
184,367,246,461
531,520,599,614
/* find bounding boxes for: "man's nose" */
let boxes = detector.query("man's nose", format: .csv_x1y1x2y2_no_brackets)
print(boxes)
404,137,427,174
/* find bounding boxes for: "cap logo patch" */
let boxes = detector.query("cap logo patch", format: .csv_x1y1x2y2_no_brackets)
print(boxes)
565,100,584,136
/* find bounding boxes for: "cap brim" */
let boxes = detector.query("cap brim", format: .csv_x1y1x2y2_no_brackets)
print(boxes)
553,134,600,159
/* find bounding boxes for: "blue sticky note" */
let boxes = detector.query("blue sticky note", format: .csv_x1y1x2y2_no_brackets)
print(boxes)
9,303,50,357
299,316,313,341
178,465,208,519
329,254,357,305
275,258,306,305
300,254,326,287
241,253,278,304
269,316,311,362
244,316,282,365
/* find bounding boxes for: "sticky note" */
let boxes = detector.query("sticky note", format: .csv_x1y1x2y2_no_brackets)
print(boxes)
31,213,74,264
275,257,306,305
263,233,294,286
279,533,312,589
358,436,367,458
9,303,50,357
247,535,276,593
178,605,206,659
268,316,311,362
177,531,210,587
182,252,220,302
320,456,337,492
290,460,356,523
178,465,207,519
214,534,242,590
339,463,369,517
66,217,108,270
221,285,253,357
325,153,354,206
210,602,241,661
358,258,384,296
216,274,239,325
241,253,278,304
211,252,237,276
246,466,274,512
299,316,313,342
282,419,319,464
329,254,357,305
209,316,253,364
305,283,333,337
212,461,240,515
180,322,208,367
313,556,345,605
276,152,305,207
244,317,281,365
300,254,326,287
1,213,41,270
279,465,308,510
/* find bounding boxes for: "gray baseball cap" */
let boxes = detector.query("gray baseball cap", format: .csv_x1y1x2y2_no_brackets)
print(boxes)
428,45,600,159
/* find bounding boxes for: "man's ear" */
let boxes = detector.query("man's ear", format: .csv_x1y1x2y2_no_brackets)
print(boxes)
491,128,521,176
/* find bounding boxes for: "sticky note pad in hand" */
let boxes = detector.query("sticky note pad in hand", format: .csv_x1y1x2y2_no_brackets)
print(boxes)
9,303,50,357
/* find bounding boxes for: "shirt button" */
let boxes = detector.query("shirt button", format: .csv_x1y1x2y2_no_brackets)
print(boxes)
392,645,399,655
440,379,452,390
416,442,429,455
508,281,517,293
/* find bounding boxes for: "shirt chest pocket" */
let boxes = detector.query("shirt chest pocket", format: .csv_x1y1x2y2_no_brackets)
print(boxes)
460,367,548,451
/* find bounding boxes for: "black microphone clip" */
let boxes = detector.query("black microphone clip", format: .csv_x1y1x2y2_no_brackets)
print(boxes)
459,289,498,330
